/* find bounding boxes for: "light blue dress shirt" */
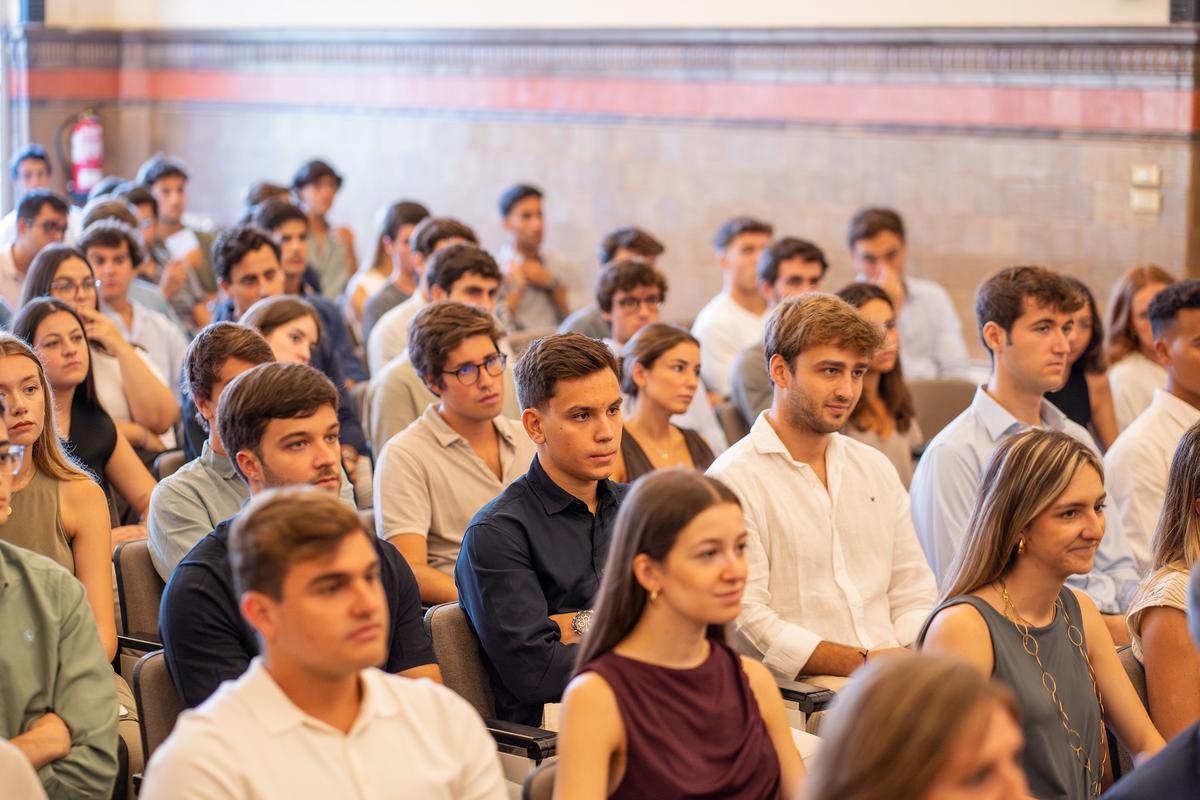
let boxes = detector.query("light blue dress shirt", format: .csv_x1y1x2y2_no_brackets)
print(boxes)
895,276,971,380
910,387,1140,613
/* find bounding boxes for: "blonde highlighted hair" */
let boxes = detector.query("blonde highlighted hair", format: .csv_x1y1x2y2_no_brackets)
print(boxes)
805,654,1019,800
1151,421,1200,572
0,334,90,482
941,428,1102,602
1105,264,1176,364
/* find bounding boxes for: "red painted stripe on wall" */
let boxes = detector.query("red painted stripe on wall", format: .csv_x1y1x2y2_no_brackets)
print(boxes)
11,67,1198,134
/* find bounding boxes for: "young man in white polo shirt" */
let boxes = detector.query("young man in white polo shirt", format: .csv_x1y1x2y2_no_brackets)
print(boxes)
1106,279,1200,571
142,487,506,799
707,293,937,680
690,216,773,398
374,300,536,604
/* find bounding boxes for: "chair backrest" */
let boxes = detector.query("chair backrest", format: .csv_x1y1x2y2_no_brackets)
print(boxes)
423,602,496,719
908,378,977,446
113,540,166,637
522,759,557,800
716,400,750,445
1113,646,1149,779
151,450,187,481
132,650,185,760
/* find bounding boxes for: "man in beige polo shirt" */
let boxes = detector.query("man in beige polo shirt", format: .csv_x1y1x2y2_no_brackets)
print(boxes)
373,300,537,603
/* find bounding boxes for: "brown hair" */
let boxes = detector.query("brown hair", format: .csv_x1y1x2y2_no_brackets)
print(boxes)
1063,276,1107,374
941,428,1102,602
763,293,882,372
408,301,503,390
184,321,275,417
0,334,89,482
217,362,338,481
514,332,619,411
837,282,915,434
80,197,139,231
594,259,668,313
597,226,665,266
805,655,1019,800
240,296,324,344
1151,421,1200,572
409,216,478,257
974,266,1083,355
1104,264,1176,364
229,486,367,599
76,218,146,266
846,207,905,249
620,323,698,397
574,469,741,670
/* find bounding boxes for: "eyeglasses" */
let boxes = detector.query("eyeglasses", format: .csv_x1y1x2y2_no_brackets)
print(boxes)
614,294,663,312
0,445,27,476
442,353,507,386
38,220,67,236
49,278,100,296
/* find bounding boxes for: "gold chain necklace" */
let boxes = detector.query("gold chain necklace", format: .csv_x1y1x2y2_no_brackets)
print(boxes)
996,580,1107,798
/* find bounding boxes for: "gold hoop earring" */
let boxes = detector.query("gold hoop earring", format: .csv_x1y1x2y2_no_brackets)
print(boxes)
1017,537,1026,556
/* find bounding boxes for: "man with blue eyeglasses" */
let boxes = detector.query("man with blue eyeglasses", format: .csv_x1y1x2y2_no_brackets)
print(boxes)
374,297,535,604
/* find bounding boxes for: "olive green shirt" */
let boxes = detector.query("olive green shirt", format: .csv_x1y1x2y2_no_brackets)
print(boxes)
0,541,118,800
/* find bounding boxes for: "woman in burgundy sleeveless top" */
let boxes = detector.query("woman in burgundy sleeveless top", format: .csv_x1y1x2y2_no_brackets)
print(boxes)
554,470,805,799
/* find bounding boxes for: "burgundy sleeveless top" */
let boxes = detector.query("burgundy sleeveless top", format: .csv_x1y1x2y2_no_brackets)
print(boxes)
583,639,783,800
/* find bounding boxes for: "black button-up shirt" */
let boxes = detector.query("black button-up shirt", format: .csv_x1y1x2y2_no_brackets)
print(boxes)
160,516,436,708
455,454,627,726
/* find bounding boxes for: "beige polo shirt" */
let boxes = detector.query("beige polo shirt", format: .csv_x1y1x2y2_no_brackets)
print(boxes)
374,405,537,573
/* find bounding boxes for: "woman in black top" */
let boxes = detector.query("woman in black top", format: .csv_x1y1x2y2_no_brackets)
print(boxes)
1047,277,1118,450
13,298,155,530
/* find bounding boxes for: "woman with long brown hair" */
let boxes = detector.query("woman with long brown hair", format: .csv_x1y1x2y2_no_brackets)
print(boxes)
554,469,804,800
1106,265,1176,430
1048,276,1119,449
837,282,922,486
805,654,1028,800
920,428,1163,798
1126,421,1200,740
612,324,714,483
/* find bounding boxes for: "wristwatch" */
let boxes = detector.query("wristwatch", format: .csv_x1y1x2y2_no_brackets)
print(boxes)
571,609,594,638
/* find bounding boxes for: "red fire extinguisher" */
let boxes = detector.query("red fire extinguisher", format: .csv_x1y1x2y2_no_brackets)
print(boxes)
68,111,104,198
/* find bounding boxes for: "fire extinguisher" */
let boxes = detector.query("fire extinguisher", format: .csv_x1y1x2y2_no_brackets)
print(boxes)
56,109,104,202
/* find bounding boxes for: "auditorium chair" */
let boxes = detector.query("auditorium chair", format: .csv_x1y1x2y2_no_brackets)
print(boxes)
151,449,187,481
130,650,185,792
1109,645,1149,780
716,399,750,445
521,759,557,800
507,326,558,358
423,603,557,765
113,540,166,680
908,378,976,448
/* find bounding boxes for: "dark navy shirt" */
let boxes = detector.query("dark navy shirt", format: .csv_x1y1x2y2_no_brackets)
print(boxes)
160,515,436,708
455,455,627,726
1104,722,1200,800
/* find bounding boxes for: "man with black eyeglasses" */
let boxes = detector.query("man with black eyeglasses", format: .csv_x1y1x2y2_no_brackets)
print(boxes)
0,189,69,314
374,300,536,603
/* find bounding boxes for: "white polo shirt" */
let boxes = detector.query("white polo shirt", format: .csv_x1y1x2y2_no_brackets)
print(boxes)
140,659,507,800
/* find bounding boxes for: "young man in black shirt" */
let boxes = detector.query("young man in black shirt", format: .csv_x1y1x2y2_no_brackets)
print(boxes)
159,362,439,707
455,332,627,726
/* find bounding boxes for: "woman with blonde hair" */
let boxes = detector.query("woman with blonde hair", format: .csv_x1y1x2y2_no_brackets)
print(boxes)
612,324,714,483
1106,264,1176,430
1125,421,1200,740
554,469,805,799
920,428,1163,798
805,654,1028,800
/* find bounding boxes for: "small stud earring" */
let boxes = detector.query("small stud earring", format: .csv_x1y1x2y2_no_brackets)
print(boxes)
649,589,660,603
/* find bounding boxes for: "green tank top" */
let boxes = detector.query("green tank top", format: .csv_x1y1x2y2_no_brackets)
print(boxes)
5,469,72,573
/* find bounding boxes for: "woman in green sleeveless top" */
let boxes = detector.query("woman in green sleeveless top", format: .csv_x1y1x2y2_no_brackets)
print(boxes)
920,429,1162,798
0,333,118,662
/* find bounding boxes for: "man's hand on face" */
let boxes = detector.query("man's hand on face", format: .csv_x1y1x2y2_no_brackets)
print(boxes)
871,265,907,313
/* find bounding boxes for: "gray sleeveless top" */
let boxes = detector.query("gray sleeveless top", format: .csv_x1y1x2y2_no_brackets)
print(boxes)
919,588,1102,800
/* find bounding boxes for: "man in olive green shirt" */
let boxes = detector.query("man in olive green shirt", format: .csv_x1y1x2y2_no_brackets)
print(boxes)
0,540,118,799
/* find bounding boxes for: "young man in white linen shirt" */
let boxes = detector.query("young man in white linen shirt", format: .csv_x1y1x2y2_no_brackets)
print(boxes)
141,487,506,800
909,266,1141,644
691,216,774,398
1106,279,1200,571
707,293,937,680
375,300,536,605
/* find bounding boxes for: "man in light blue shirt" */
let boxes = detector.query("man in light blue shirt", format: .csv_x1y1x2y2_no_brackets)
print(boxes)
849,207,971,380
910,266,1139,643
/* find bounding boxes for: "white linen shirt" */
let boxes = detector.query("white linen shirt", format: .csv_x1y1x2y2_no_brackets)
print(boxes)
366,291,428,375
1105,389,1200,572
691,292,765,398
104,300,190,402
910,387,1141,612
140,659,507,800
707,413,937,680
1108,351,1168,431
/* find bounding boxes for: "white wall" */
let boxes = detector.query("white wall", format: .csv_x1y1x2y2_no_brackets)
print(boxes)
46,0,1171,30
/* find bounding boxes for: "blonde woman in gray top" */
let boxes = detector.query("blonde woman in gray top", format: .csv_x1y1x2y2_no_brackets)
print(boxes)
1126,421,1200,740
